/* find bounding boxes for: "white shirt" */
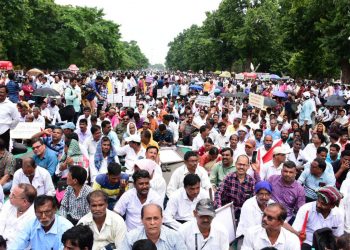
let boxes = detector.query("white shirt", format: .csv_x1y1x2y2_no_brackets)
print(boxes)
166,165,211,197
12,167,55,196
150,174,167,201
116,145,146,174
241,225,300,250
340,174,350,233
260,163,283,181
40,107,51,120
192,134,205,151
236,196,274,237
114,188,163,231
33,115,46,129
164,188,209,230
292,201,344,245
0,98,19,134
287,150,307,168
180,84,189,96
215,133,229,148
78,209,127,250
51,81,65,95
0,202,35,246
302,143,318,163
179,219,229,250
85,135,99,157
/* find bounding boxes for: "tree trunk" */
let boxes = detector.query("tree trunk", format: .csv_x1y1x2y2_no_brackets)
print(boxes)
340,59,350,84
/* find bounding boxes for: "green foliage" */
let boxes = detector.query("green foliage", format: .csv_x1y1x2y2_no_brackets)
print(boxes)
0,0,148,70
166,0,349,80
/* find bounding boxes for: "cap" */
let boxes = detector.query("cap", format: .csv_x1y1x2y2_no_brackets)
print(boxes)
273,146,290,155
28,100,35,104
196,198,216,217
245,139,256,148
125,134,141,143
237,126,248,133
61,122,75,130
134,159,157,176
318,186,343,205
143,118,150,123
255,181,272,193
303,91,310,99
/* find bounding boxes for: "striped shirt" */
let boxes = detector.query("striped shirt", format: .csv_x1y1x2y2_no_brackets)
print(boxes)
93,173,129,198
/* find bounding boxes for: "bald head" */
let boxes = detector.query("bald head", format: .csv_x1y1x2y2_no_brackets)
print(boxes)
141,203,163,219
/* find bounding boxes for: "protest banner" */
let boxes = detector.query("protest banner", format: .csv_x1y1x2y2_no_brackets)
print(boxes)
195,95,211,107
11,122,42,139
249,93,264,109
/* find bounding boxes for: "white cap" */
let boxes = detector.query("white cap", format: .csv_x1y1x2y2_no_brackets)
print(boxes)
237,126,248,133
303,92,310,99
125,134,141,143
273,146,290,155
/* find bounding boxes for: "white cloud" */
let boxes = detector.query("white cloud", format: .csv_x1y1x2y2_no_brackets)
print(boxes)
55,0,221,64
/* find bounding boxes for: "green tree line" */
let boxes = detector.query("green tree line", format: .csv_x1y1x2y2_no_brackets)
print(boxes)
0,0,149,71
166,0,350,82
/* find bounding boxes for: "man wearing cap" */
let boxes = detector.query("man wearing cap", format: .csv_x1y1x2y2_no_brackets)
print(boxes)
237,126,248,147
242,203,300,250
116,134,146,174
138,118,153,137
236,181,274,241
210,148,235,192
292,186,344,250
260,146,289,181
299,91,316,126
179,198,229,250
61,122,76,137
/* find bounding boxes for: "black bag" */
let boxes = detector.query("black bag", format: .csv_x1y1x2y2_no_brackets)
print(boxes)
59,105,75,122
312,227,337,250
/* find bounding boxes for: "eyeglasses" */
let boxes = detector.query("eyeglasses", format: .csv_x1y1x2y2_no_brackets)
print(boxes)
32,145,42,150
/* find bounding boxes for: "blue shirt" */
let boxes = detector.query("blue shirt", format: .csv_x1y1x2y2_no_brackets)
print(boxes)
8,215,73,250
6,80,20,103
42,136,65,156
86,80,99,101
33,147,59,176
326,153,340,164
263,129,281,140
121,225,186,250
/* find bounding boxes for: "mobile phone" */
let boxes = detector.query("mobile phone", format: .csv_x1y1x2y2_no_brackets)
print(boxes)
252,151,257,164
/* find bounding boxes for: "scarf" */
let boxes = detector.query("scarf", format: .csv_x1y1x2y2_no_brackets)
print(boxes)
94,140,117,171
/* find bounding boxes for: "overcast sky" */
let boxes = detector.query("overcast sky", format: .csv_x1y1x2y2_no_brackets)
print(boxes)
55,0,221,64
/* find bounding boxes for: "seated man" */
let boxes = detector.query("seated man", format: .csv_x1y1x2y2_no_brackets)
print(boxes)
31,138,59,176
12,157,55,196
0,184,37,246
298,157,336,202
167,151,211,198
8,195,73,250
179,199,229,250
59,166,92,225
78,190,127,250
114,170,163,231
292,186,344,250
93,162,129,210
75,118,91,144
153,124,174,147
31,127,65,157
121,204,186,250
210,147,235,192
0,138,16,193
164,174,209,230
242,203,300,250
61,224,94,250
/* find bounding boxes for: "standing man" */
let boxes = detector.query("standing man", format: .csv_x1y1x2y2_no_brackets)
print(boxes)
210,148,235,192
0,85,19,151
0,138,16,193
8,195,73,250
179,198,229,250
65,77,81,124
241,203,300,250
78,190,127,250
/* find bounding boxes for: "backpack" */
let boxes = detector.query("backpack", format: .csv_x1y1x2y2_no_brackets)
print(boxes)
312,227,337,250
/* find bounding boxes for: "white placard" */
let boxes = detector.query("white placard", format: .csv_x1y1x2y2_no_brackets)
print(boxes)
123,96,131,107
157,89,163,98
195,95,211,107
212,202,236,243
159,149,183,164
249,93,264,109
107,94,115,103
235,73,244,80
129,96,137,108
115,93,123,103
11,122,42,139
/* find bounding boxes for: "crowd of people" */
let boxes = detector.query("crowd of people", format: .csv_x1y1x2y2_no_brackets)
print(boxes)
0,70,349,249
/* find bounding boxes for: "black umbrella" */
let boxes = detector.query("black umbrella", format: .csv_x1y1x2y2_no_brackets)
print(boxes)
57,70,76,78
220,93,234,98
235,92,248,99
325,95,346,106
32,88,60,97
264,97,277,107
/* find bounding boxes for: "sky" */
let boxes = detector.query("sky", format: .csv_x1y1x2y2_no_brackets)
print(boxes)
55,0,222,65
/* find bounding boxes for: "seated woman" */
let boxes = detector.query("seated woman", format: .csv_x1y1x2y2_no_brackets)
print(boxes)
122,122,139,146
199,147,222,174
197,137,214,156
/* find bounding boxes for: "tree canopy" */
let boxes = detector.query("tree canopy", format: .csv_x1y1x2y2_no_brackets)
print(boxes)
166,0,350,82
0,0,149,71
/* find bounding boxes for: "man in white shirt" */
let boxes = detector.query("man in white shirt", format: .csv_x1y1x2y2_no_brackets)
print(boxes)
179,198,229,250
193,109,207,129
12,157,55,196
287,138,307,170
78,190,127,250
215,122,229,148
167,151,211,198
242,203,300,250
85,125,102,157
164,174,209,230
32,107,46,129
260,146,289,181
292,186,344,249
0,183,36,246
192,125,210,151
114,170,163,231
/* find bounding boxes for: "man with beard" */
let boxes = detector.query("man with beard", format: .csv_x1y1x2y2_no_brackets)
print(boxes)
268,161,305,222
257,135,283,171
9,195,73,250
78,190,127,250
292,186,344,250
241,203,300,250
280,129,291,150
210,148,235,192
114,170,163,231
236,181,274,245
287,138,307,171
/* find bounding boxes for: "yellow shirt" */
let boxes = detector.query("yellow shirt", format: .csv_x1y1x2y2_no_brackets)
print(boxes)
142,139,159,150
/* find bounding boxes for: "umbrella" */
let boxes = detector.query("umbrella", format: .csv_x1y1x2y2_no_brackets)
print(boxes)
57,70,76,78
235,92,248,99
219,71,231,78
325,95,346,106
214,70,222,75
27,68,44,77
272,90,287,98
214,88,221,94
32,88,60,97
189,85,203,91
270,74,281,80
220,93,234,98
264,97,277,107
